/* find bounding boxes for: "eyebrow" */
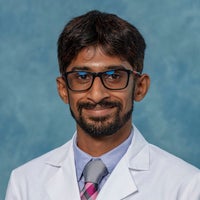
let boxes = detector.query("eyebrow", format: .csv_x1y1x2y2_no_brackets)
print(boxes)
70,65,127,71
70,66,90,71
107,65,127,70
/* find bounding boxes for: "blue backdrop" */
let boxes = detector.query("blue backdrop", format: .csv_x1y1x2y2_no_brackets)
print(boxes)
0,0,199,199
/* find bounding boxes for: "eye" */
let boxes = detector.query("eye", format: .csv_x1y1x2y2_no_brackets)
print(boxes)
76,71,91,80
104,70,121,80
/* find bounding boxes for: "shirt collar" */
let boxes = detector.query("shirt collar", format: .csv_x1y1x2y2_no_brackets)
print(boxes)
73,127,134,182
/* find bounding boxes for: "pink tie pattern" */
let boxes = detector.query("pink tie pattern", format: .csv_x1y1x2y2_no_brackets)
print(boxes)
80,159,108,200
80,182,98,200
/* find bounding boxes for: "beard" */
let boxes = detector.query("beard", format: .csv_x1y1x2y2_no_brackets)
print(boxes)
70,99,133,138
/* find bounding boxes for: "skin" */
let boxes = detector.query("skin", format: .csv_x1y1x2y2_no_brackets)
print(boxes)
57,46,150,157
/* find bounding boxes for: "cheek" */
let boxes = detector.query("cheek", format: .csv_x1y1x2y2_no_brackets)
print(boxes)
67,93,85,113
112,90,134,113
121,86,135,112
67,93,78,112
124,95,134,111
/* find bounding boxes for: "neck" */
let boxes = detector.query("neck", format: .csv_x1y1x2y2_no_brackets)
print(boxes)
76,119,132,157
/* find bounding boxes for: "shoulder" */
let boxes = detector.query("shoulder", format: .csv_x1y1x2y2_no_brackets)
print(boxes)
148,144,200,198
130,126,200,189
149,143,199,174
132,125,199,175
6,139,75,199
147,143,200,191
11,138,73,178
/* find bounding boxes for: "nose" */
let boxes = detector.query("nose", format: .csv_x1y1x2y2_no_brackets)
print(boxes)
87,77,110,103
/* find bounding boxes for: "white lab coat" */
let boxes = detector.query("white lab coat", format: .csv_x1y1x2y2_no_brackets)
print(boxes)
5,126,200,200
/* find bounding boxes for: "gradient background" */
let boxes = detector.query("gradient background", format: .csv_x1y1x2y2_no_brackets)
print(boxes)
0,0,200,199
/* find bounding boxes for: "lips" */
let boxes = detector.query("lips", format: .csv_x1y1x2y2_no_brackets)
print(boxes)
85,105,115,115
84,104,116,111
78,100,122,112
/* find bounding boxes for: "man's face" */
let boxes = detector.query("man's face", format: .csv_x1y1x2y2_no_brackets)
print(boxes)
62,47,136,137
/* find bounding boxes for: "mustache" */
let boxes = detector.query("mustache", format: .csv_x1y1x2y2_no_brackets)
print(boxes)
78,100,122,112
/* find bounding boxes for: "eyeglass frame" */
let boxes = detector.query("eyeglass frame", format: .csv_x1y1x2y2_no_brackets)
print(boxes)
62,68,141,92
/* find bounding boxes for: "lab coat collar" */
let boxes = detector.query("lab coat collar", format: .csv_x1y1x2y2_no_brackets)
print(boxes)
45,139,81,200
44,125,150,200
127,125,150,171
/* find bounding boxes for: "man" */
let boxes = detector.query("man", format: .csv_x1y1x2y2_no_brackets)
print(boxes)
6,10,200,200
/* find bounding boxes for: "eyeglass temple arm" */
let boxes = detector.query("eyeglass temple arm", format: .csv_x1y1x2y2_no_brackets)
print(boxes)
133,70,142,76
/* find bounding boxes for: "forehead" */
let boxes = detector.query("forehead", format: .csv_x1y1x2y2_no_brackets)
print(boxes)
67,46,132,71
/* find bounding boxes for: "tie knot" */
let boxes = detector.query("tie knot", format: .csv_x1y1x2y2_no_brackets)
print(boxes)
83,159,108,184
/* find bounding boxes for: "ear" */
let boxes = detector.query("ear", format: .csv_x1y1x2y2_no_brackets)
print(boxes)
56,77,69,104
134,74,150,102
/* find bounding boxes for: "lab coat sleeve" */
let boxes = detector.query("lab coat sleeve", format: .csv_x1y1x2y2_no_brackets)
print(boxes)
5,171,21,200
177,172,200,200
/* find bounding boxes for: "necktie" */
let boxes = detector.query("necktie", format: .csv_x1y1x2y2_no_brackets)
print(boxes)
80,159,108,200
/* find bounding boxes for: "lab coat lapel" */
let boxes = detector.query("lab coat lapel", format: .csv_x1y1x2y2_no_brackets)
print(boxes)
45,141,81,200
97,125,150,200
97,155,138,200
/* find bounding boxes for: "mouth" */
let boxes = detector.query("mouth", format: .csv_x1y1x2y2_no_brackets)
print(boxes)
78,101,121,118
84,105,115,117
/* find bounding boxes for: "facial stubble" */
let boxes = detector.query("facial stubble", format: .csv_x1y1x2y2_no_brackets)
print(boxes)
70,99,134,138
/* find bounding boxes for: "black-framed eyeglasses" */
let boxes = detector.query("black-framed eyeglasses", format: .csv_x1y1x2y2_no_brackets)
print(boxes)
62,68,141,92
